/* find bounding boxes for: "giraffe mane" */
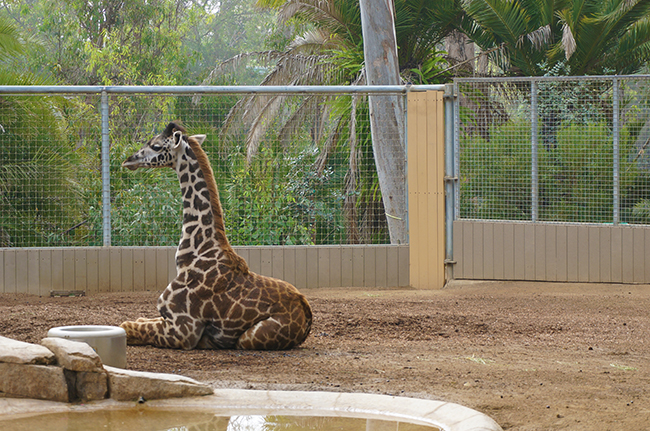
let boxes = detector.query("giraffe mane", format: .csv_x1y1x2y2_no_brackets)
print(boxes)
186,135,249,275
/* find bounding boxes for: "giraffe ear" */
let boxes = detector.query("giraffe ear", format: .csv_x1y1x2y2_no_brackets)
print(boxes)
172,130,184,149
190,134,206,145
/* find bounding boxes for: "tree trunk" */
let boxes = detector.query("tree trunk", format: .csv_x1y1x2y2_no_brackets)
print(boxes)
446,30,473,61
359,0,407,244
445,30,487,75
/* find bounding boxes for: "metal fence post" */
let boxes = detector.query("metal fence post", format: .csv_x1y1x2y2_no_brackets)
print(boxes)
404,90,409,243
613,78,620,225
530,80,539,222
444,84,456,278
101,90,111,246
453,81,461,220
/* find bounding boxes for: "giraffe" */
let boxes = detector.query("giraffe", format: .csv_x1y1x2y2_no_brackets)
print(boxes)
119,122,312,350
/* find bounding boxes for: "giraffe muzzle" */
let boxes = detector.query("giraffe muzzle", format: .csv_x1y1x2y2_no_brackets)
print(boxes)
122,158,140,170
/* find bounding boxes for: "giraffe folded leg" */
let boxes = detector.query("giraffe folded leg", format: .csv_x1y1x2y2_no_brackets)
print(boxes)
120,316,203,350
120,317,161,345
236,315,300,350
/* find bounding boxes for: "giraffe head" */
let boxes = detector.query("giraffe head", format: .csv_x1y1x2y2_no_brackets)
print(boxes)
122,122,206,171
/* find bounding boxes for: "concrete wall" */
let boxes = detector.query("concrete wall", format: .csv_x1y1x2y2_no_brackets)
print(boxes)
0,245,410,295
453,220,650,283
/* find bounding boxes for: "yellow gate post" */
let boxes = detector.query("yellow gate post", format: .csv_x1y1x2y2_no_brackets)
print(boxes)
407,91,446,288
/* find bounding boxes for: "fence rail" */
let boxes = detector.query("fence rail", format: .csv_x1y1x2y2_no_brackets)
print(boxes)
0,85,444,95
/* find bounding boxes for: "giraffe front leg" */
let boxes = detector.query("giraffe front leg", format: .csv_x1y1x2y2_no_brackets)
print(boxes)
236,315,297,350
120,317,163,346
120,316,203,350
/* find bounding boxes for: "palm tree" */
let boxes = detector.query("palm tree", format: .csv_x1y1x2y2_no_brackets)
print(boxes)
461,0,650,76
207,0,455,244
0,15,25,59
0,16,83,246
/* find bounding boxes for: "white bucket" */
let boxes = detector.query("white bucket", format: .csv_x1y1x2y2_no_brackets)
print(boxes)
47,325,127,369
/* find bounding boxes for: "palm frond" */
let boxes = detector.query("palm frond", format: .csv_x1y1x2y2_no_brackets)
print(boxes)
562,22,577,59
276,0,362,44
314,113,341,175
217,49,339,157
462,0,530,46
612,15,650,72
277,96,327,147
343,92,361,244
245,95,285,163
288,28,342,53
202,50,282,84
524,24,552,50
0,16,25,60
461,0,546,74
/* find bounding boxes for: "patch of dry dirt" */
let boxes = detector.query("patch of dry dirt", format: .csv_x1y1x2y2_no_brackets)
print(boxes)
1,280,649,430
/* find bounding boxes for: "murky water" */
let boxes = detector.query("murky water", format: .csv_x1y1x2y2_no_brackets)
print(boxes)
2,407,441,431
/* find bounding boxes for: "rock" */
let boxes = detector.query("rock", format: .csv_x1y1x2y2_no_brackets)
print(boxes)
104,365,213,401
72,371,109,401
0,363,68,402
39,338,108,401
40,337,103,372
0,336,55,365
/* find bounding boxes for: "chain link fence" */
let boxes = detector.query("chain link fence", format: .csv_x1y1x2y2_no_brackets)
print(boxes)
455,75,650,225
1,87,409,248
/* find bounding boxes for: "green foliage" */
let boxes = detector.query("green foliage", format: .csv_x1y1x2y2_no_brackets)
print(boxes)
110,180,182,246
327,95,390,244
3,0,276,86
0,15,87,247
224,147,315,245
0,13,25,59
406,54,450,85
539,124,616,223
0,94,86,246
461,120,532,220
220,103,350,245
459,0,650,76
78,0,194,86
461,119,649,224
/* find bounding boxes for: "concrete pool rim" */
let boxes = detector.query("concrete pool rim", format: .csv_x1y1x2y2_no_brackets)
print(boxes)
0,388,502,431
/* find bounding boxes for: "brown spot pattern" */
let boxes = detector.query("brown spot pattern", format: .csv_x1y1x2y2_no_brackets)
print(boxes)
120,123,312,350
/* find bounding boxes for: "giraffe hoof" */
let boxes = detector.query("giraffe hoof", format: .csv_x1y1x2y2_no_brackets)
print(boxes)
120,321,142,345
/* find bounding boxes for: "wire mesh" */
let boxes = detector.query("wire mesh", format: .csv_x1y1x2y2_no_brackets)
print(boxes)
457,80,532,221
0,93,102,247
619,78,650,224
456,76,650,225
1,90,402,247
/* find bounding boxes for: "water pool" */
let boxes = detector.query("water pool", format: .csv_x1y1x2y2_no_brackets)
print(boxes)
0,389,502,431
2,408,440,431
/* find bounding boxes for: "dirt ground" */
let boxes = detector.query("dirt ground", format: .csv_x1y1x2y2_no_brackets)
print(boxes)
1,280,649,430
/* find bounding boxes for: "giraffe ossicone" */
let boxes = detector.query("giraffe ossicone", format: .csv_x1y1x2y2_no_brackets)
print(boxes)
120,122,312,350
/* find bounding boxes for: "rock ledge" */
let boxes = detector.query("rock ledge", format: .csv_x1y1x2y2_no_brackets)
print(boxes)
0,335,213,403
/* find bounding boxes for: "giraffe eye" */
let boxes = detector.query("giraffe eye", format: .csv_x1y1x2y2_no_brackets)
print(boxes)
151,144,163,152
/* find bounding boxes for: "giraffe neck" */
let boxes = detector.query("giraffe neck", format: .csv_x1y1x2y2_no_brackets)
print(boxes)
174,137,248,274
